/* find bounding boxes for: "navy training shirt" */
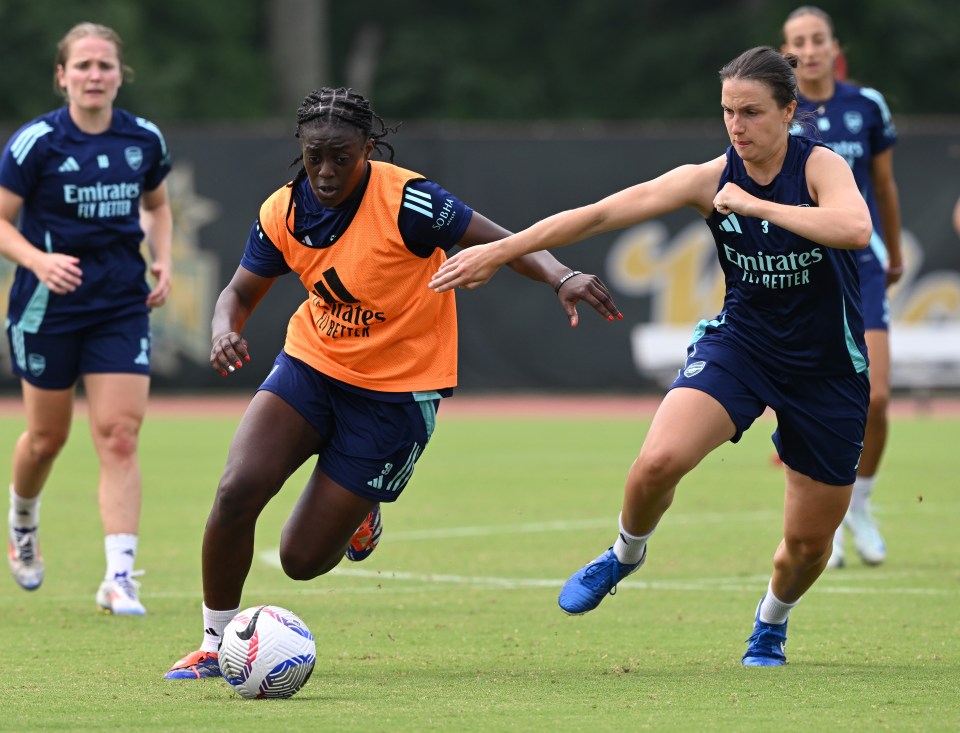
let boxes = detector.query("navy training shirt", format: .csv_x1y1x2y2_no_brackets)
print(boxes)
701,134,868,377
793,81,897,243
0,106,171,332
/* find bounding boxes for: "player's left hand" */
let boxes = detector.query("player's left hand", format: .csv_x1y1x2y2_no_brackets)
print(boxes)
146,260,172,308
556,272,622,327
430,243,505,292
713,182,756,217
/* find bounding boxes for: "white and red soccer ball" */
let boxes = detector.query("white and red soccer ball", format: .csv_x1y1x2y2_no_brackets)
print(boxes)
218,605,316,699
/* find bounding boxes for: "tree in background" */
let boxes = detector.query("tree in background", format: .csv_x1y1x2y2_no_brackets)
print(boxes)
1,0,959,124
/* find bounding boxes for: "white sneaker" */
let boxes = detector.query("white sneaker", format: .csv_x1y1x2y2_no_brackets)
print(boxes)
96,570,146,615
8,525,44,590
825,525,845,569
845,504,886,565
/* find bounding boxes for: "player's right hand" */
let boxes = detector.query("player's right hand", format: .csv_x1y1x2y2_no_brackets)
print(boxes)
211,331,250,377
35,252,82,294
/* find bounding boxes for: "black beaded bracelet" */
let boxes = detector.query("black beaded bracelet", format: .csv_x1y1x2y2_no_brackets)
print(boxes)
554,270,583,294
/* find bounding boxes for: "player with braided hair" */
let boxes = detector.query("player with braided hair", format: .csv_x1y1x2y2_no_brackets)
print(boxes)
164,86,620,680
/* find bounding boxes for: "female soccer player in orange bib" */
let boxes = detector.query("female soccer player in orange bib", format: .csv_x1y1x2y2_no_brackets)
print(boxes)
165,87,621,679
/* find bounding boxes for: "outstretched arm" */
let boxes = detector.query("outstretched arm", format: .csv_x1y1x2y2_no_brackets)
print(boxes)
457,210,621,326
431,160,719,293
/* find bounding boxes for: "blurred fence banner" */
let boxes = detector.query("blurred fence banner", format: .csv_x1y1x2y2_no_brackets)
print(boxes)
1,120,957,394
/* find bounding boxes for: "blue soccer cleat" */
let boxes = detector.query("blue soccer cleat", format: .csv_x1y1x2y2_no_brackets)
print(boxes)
558,545,646,615
164,650,221,679
345,504,382,562
742,596,788,666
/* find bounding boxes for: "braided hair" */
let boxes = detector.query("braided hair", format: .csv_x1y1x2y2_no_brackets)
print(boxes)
288,87,399,188
285,88,400,236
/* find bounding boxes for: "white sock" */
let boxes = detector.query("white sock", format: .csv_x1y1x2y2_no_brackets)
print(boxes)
202,603,240,653
613,513,654,564
758,580,799,625
850,475,877,513
104,533,138,579
9,484,40,530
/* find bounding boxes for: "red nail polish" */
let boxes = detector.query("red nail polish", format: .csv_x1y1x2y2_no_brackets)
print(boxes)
617,313,624,320
236,361,242,368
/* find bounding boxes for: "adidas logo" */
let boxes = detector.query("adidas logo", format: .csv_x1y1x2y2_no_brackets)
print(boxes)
367,444,422,492
134,337,150,366
58,157,80,172
204,627,220,637
312,266,359,305
719,214,742,234
402,187,433,217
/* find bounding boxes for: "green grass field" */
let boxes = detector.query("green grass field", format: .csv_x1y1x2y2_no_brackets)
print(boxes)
1,402,958,732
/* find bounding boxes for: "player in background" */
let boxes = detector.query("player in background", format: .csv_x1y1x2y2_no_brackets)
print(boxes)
432,47,872,666
0,23,172,614
164,87,621,679
782,5,903,568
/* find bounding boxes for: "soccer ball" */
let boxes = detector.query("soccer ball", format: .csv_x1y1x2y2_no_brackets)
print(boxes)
218,605,316,699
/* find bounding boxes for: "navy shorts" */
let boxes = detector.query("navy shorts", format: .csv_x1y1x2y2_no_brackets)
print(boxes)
859,246,889,331
671,339,869,486
7,313,151,390
258,351,440,503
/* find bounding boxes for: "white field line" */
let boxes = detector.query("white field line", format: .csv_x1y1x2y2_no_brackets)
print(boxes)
5,506,953,606
385,511,781,541
248,558,956,597
249,500,957,599
371,501,959,543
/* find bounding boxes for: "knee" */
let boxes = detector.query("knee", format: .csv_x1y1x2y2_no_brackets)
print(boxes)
781,532,832,567
23,428,68,463
279,551,319,581
95,420,140,461
631,448,686,493
278,541,337,582
210,474,266,527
